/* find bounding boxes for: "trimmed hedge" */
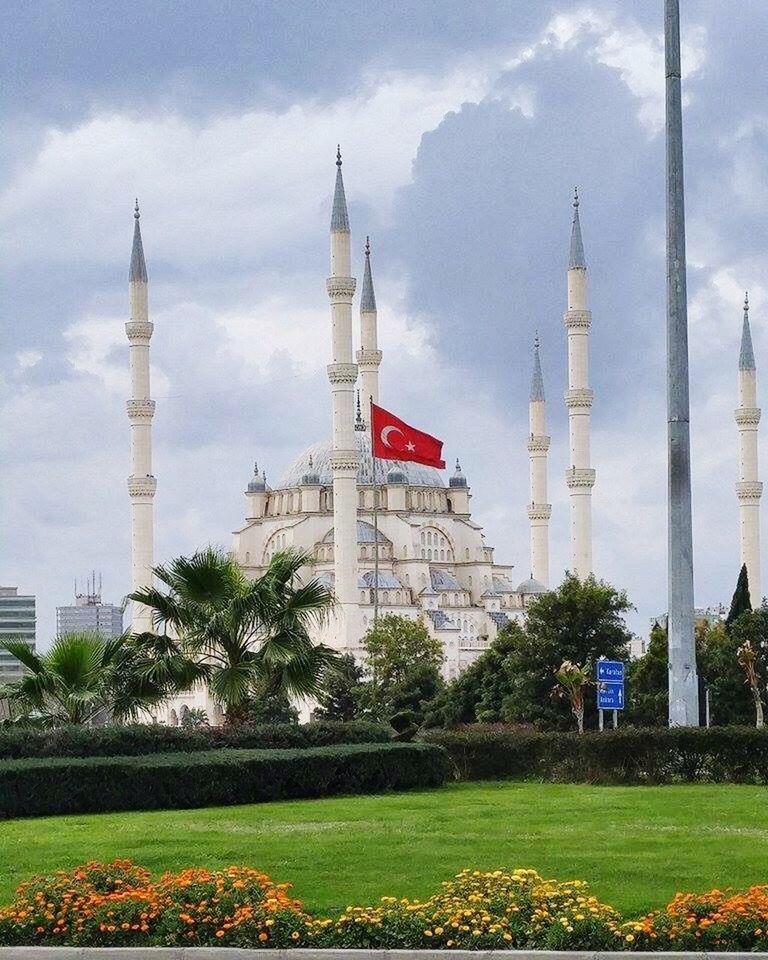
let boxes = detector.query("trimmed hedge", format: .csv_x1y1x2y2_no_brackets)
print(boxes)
421,724,768,784
0,742,451,818
0,719,389,760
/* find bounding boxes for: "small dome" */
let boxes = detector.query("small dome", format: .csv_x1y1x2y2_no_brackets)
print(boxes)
449,458,468,488
323,520,390,544
386,468,407,484
300,454,321,486
517,577,546,595
247,462,266,493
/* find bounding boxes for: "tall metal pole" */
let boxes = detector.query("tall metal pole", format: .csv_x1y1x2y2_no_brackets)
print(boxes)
665,0,699,725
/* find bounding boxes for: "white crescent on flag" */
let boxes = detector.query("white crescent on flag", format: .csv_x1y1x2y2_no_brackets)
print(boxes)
380,425,405,449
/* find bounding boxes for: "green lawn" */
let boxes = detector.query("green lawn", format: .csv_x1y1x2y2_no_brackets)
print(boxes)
2,781,767,917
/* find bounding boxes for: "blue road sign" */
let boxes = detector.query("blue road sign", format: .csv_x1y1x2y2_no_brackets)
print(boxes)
597,659,624,683
597,681,624,710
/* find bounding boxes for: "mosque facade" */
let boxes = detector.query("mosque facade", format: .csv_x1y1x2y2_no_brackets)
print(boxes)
126,150,607,722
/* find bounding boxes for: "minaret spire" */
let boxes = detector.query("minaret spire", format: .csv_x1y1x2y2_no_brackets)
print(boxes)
528,333,551,586
569,187,586,269
357,235,382,424
735,291,762,601
126,199,156,632
326,147,358,650
564,187,595,578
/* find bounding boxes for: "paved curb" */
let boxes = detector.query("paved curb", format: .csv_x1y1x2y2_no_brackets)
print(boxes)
2,951,768,959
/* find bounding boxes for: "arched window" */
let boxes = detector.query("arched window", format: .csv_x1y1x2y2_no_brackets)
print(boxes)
421,547,426,559
465,548,470,560
245,551,250,564
453,592,458,605
169,709,178,727
383,591,390,604
440,549,445,561
359,491,365,507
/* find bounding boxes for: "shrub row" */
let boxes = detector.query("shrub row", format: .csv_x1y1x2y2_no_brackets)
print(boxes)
421,724,768,784
0,742,451,818
0,719,389,760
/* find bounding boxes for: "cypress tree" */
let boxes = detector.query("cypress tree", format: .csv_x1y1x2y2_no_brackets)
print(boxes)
726,563,752,627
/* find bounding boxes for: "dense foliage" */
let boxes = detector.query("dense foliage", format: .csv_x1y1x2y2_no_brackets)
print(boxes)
360,615,445,725
421,724,768,784
4,861,768,951
0,719,390,760
0,631,185,726
0,742,451,818
425,575,632,729
311,653,366,721
130,547,338,724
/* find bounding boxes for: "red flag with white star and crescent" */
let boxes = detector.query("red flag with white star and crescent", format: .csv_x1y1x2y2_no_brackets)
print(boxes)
370,402,445,469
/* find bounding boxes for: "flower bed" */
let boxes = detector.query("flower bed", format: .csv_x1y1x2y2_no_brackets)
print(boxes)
1,860,767,951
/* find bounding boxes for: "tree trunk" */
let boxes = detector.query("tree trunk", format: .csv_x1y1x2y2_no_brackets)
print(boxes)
575,705,584,734
755,694,764,729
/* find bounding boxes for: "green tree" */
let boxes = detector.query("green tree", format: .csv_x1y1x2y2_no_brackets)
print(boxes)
422,625,525,727
312,653,365,721
0,631,178,727
701,609,768,726
726,564,752,627
360,615,444,723
499,574,632,729
130,547,338,724
625,624,669,726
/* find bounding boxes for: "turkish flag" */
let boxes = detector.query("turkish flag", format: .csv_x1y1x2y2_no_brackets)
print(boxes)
371,402,446,469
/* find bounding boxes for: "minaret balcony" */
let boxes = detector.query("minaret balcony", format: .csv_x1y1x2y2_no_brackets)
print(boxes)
327,362,358,385
565,468,596,489
563,309,592,330
126,399,156,421
735,407,761,426
564,388,594,409
329,450,359,474
125,320,154,342
736,480,763,502
527,435,551,453
527,503,552,520
127,475,157,499
356,348,383,368
325,277,356,301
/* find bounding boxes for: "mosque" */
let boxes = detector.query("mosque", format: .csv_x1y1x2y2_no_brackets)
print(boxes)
124,150,761,723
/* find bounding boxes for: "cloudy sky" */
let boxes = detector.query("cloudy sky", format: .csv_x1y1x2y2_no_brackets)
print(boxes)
2,0,767,644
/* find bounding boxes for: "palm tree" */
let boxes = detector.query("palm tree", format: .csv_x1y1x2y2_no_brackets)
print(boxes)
130,547,338,724
0,631,176,726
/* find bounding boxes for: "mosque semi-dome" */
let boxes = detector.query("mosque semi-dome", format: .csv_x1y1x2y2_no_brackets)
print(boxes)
277,431,445,489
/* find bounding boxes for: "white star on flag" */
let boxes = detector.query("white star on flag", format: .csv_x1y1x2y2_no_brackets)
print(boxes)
406,441,416,452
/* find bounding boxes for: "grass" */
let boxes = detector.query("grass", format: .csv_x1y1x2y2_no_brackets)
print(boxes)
1,781,767,917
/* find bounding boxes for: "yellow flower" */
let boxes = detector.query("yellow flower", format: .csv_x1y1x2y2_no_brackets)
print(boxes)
626,934,635,942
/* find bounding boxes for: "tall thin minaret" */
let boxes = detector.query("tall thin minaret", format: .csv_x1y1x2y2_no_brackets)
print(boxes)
736,292,762,602
564,188,595,578
126,200,156,632
527,333,551,587
327,148,358,649
357,236,382,425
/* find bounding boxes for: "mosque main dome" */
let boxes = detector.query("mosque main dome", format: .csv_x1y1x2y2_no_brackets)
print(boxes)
278,431,445,489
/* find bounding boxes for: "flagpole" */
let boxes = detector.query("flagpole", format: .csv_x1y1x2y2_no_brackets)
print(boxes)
370,397,380,628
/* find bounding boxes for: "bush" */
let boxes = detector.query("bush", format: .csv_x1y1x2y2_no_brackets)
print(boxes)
0,719,390,760
421,724,768,784
10,861,768,951
0,742,451,818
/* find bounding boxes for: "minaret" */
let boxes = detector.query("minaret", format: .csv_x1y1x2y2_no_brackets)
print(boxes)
126,200,156,632
527,333,551,586
736,292,762,602
326,148,358,649
564,188,595,578
357,236,382,425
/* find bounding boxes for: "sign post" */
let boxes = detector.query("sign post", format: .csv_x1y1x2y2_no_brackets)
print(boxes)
597,659,625,728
